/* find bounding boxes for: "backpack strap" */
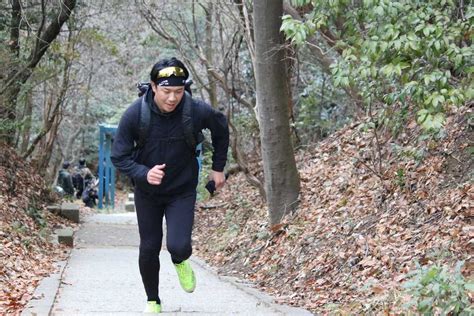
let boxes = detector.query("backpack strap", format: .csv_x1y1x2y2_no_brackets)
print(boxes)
182,91,195,150
182,91,204,156
137,87,151,149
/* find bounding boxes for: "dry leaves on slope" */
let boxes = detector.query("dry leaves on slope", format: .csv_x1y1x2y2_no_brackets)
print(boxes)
0,146,76,314
194,106,472,313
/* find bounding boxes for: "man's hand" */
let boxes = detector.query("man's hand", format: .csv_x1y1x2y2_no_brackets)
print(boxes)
210,170,226,190
147,164,166,185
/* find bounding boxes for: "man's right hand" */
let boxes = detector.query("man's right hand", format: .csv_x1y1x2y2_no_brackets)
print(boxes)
147,164,166,185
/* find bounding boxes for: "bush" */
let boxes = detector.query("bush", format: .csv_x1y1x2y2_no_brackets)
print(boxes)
402,261,474,315
281,0,473,133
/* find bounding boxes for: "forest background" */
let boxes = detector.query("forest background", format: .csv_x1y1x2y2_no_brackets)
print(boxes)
0,0,472,314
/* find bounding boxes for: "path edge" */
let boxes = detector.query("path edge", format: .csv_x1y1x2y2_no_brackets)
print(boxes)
191,256,314,315
20,259,68,316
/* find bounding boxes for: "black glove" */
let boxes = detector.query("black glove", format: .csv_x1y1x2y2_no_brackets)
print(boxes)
205,172,230,196
205,180,216,195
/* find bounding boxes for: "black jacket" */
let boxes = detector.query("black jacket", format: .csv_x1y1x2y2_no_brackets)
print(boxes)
57,169,74,196
111,89,229,195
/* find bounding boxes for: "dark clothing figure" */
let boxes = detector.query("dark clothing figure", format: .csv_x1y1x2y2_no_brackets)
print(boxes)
72,159,94,199
72,173,84,198
111,58,229,310
81,185,98,208
57,164,74,197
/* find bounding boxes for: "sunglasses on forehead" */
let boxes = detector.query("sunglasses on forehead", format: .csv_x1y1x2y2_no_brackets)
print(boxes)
157,66,186,79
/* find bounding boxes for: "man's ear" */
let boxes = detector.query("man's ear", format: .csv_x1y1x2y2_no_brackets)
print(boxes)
150,82,158,93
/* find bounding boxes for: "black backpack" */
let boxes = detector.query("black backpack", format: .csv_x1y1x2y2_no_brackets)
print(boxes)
135,83,204,156
72,172,84,191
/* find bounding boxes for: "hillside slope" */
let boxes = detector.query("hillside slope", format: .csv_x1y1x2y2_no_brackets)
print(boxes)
193,106,472,313
0,147,73,314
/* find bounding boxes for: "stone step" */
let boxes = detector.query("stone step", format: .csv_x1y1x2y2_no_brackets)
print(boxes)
56,228,74,247
60,203,80,223
46,205,61,215
127,193,134,202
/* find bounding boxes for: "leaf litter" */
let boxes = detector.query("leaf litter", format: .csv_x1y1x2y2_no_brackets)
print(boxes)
0,147,84,315
193,106,472,313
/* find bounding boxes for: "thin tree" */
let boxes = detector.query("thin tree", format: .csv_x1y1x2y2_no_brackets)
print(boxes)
0,0,77,145
253,0,300,225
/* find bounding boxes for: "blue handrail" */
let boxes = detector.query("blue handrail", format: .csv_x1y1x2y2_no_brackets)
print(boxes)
98,124,117,209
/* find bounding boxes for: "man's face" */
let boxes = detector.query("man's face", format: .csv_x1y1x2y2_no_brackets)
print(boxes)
151,84,185,113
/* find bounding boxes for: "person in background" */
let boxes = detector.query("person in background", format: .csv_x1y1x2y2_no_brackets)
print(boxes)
111,57,229,313
81,179,98,208
57,161,74,197
72,158,94,199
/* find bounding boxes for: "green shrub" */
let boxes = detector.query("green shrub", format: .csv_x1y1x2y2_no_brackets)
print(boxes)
402,261,474,315
281,0,473,133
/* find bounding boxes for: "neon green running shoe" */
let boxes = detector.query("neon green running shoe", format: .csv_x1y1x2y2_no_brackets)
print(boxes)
143,301,161,313
174,259,196,293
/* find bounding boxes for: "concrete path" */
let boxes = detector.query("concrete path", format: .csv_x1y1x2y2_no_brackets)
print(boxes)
22,213,312,315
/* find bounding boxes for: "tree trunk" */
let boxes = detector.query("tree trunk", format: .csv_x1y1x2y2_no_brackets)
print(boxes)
9,0,21,60
228,111,266,200
24,56,71,160
0,0,21,145
48,146,63,186
0,0,76,145
254,0,300,225
38,112,62,175
19,92,33,154
204,3,218,108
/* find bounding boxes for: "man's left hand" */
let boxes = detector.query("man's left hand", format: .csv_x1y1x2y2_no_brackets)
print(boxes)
210,170,226,190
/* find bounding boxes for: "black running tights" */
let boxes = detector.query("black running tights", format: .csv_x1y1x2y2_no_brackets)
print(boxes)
134,189,196,302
